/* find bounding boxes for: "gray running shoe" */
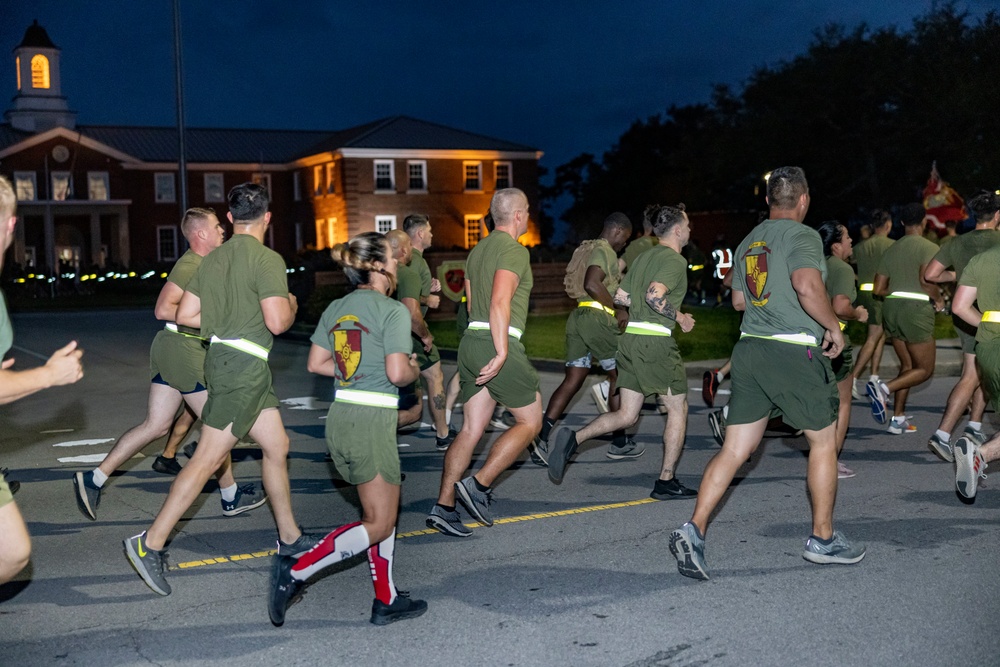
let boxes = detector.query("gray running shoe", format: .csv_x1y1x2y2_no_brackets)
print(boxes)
124,532,171,595
963,425,988,446
221,482,268,517
73,471,101,521
607,438,645,460
547,426,578,483
955,436,988,500
669,522,710,580
802,530,866,565
927,433,954,462
425,504,472,537
528,437,549,467
277,531,322,558
454,476,493,526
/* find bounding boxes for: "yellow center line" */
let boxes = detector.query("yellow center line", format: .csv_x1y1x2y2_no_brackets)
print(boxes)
169,497,660,571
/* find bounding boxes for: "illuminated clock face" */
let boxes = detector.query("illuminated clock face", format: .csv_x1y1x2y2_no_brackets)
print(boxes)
52,145,70,163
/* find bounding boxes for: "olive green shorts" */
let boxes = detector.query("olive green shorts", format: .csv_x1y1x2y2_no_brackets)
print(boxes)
976,340,1000,411
615,333,686,398
856,291,883,327
0,471,13,509
412,337,442,371
149,330,207,393
882,298,935,343
456,299,469,338
956,317,977,355
458,332,540,408
832,343,855,382
202,345,280,440
728,337,837,431
325,402,401,486
565,306,620,367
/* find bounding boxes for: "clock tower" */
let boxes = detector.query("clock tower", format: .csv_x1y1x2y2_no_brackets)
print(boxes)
6,20,76,132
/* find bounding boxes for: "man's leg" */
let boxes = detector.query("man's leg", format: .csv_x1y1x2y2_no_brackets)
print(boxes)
160,406,196,460
576,388,644,443
97,383,184,477
803,422,839,540
445,371,461,427
541,366,590,440
421,363,449,439
0,501,30,585
932,353,981,454
248,408,301,545
656,390,688,481
474,392,543,487
436,387,495,507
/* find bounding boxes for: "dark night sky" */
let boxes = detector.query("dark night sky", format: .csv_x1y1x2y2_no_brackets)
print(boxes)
2,1,994,172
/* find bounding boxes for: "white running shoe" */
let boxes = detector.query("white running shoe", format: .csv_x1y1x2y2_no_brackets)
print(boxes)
590,380,610,414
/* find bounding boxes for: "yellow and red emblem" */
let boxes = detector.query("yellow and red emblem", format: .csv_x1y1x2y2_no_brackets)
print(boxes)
743,241,771,307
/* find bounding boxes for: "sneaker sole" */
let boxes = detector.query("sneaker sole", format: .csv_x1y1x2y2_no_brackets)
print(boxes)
708,413,724,447
528,438,549,467
928,438,954,462
955,439,979,499
425,515,472,538
668,529,710,580
866,383,887,424
222,495,269,517
371,600,428,626
454,481,493,527
701,372,714,407
547,426,575,483
124,539,170,596
802,549,867,565
73,472,97,521
590,384,609,414
606,446,645,461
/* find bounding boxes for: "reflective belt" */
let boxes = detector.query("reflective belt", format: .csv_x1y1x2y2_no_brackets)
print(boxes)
839,321,847,331
578,300,615,316
335,388,398,409
859,283,874,292
887,291,929,301
460,296,467,303
740,332,818,346
688,264,705,271
164,322,204,340
468,321,523,340
624,321,672,337
209,335,269,360
982,311,1000,323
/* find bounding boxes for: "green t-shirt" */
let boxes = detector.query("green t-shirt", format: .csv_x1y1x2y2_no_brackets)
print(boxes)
395,263,422,306
411,249,432,317
731,218,827,342
876,234,939,294
622,236,657,271
959,245,1000,344
0,291,12,359
853,235,894,284
311,288,411,394
187,234,289,350
583,238,622,300
167,249,204,335
932,229,1000,283
620,244,687,327
825,255,857,326
466,230,532,332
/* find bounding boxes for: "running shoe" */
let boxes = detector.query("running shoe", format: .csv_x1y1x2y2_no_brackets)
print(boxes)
927,433,954,462
221,482,268,516
152,456,182,475
370,591,428,626
887,417,916,435
182,441,198,458
268,554,304,626
708,408,726,447
489,407,512,431
425,505,472,537
955,436,988,500
454,476,493,526
590,380,610,414
866,380,888,425
963,425,988,446
802,530,866,565
277,531,322,558
528,437,549,467
436,428,458,452
2,468,20,496
668,522,710,580
850,377,863,400
607,438,645,460
73,471,101,521
837,462,856,479
702,369,720,407
124,532,171,595
651,478,698,500
547,426,578,483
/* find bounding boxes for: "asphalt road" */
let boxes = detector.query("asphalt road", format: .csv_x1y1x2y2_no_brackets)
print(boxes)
1,310,998,666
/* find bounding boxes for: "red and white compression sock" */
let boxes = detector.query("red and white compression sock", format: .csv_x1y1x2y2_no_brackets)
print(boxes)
367,532,397,605
291,522,370,581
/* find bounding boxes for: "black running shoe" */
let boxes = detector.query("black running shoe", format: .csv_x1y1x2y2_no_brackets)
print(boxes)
436,428,458,451
370,592,428,626
152,456,182,475
650,478,698,500
73,471,101,520
268,554,304,626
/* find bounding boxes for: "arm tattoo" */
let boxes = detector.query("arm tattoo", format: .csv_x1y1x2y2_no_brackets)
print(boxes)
645,285,677,320
613,288,631,308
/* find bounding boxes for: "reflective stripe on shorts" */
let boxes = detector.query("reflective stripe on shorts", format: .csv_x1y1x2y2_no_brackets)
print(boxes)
578,300,615,316
740,331,818,346
209,335,269,360
335,388,399,409
859,283,874,292
624,321,672,337
982,311,1000,324
165,322,204,340
468,321,524,340
887,291,929,301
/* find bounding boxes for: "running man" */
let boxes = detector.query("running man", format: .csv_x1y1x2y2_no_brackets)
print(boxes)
424,188,542,537
270,232,427,626
535,212,635,463
850,210,894,398
124,183,314,596
547,204,699,501
74,209,265,520
922,191,1000,460
867,203,944,433
0,175,84,585
669,166,864,581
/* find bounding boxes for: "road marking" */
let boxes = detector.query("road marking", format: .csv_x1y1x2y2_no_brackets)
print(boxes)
41,428,75,434
58,454,110,464
53,438,115,447
168,496,660,571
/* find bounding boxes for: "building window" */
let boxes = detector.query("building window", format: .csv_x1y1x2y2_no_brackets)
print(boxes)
51,171,72,201
375,215,396,234
313,165,323,196
407,161,427,191
251,173,271,195
293,171,301,201
374,160,395,192
464,161,482,191
30,54,50,89
157,226,178,261
326,162,336,194
204,173,225,202
495,162,512,189
87,172,110,201
465,215,484,249
155,173,176,203
14,172,36,201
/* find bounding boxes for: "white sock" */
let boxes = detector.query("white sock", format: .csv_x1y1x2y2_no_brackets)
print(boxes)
722,404,729,418
892,415,906,424
220,483,238,502
716,370,725,382
936,429,950,443
445,409,452,426
869,374,880,383
292,522,370,581
91,468,108,487
968,421,982,432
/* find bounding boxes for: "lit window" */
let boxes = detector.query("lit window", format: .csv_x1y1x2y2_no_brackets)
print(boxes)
155,173,176,203
30,54,50,89
251,173,271,195
329,217,345,245
376,215,396,234
465,215,484,249
52,171,72,201
204,173,224,202
326,163,336,194
313,165,323,196
14,172,36,201
157,226,178,261
314,218,326,249
408,161,427,191
464,161,482,191
88,172,110,201
495,162,512,189
374,160,395,191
